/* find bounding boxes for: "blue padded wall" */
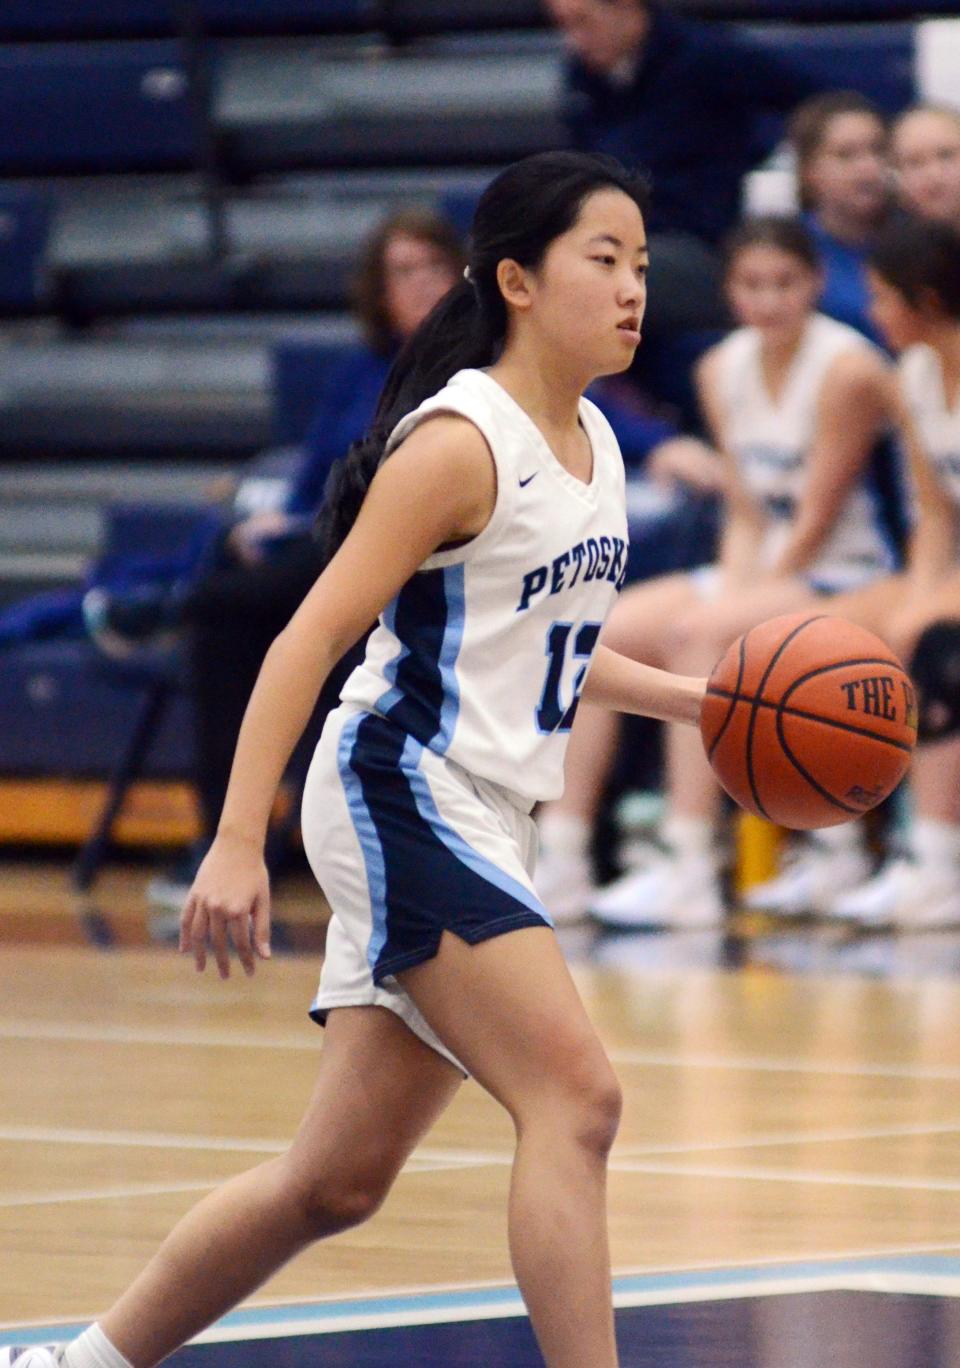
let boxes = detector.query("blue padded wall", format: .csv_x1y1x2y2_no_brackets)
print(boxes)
0,41,196,174
0,641,194,777
0,1,370,40
0,188,51,311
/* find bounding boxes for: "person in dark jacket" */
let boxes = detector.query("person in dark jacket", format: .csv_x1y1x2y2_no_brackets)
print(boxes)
544,0,828,334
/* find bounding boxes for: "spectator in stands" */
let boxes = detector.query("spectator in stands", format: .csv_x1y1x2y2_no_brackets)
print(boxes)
544,0,829,335
892,104,960,232
534,216,893,927
92,209,465,914
789,90,893,346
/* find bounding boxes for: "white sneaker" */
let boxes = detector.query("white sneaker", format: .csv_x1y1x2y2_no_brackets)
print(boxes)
832,858,960,930
741,838,872,917
0,1348,64,1366
534,843,595,926
589,852,724,930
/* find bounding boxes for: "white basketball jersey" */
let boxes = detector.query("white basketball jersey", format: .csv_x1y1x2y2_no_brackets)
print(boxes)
340,368,628,803
899,343,960,529
714,312,895,590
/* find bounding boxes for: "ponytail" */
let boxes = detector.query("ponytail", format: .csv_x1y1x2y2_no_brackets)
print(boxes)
317,277,499,562
317,150,650,564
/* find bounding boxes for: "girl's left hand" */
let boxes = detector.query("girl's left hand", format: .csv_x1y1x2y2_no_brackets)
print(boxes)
179,832,272,979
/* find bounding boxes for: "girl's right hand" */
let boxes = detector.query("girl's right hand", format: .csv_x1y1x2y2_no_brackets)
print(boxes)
179,832,272,979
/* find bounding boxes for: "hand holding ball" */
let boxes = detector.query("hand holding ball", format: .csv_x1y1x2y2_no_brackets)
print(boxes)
700,613,918,830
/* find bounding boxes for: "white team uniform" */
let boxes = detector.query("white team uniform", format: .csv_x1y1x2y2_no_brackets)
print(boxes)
301,368,627,1068
707,312,897,593
899,342,960,541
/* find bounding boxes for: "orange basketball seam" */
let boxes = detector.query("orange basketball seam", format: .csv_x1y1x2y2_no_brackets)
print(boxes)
773,704,865,817
705,689,916,755
744,615,826,821
707,630,749,762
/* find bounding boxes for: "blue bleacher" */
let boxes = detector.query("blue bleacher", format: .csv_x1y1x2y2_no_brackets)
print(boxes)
0,1,370,41
2,1,956,43
0,188,51,313
0,504,202,780
0,638,193,777
751,22,915,118
0,41,195,175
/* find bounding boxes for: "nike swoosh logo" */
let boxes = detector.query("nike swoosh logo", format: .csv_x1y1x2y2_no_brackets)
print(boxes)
519,472,538,488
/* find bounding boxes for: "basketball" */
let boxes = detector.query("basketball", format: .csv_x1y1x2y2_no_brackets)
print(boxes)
700,612,918,830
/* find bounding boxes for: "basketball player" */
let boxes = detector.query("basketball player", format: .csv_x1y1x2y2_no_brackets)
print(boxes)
0,153,709,1368
536,216,894,928
810,216,960,928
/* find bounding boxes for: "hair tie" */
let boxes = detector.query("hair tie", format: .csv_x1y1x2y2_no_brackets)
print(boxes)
463,266,473,282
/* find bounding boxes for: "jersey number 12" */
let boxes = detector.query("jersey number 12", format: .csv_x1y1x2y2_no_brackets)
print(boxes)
536,621,602,733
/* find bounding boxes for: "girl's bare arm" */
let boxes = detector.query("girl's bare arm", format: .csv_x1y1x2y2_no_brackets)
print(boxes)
183,416,496,976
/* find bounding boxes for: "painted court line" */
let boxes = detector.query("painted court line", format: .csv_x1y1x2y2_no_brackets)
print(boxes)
0,1124,290,1154
0,1020,315,1051
612,1156,960,1193
615,1117,960,1157
608,1046,960,1083
0,1179,219,1210
5,1153,959,1211
0,1124,508,1168
612,1239,960,1281
10,1254,960,1345
6,1118,960,1173
0,1155,497,1210
6,1018,960,1086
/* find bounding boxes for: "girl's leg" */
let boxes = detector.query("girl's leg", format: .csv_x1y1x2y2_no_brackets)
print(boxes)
400,926,622,1368
832,733,960,926
821,573,911,639
911,735,960,827
95,1006,461,1368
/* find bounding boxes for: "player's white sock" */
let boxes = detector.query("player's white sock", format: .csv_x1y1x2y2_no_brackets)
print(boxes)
61,1325,133,1368
662,814,714,857
912,818,960,869
810,820,863,852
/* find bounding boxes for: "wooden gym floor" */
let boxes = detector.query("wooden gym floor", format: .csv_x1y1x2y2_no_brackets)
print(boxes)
4,858,960,1364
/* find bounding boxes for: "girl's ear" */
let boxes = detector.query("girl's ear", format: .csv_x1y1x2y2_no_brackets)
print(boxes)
496,258,534,313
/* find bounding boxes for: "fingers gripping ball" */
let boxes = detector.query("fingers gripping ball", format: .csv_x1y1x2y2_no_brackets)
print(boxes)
700,613,918,830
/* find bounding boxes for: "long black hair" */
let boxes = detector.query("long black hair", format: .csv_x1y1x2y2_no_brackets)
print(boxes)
318,150,650,562
869,215,960,320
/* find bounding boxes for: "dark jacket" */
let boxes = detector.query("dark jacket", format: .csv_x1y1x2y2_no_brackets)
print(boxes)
564,3,825,245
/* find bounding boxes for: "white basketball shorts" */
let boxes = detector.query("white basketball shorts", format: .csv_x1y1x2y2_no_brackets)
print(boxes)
301,704,552,1071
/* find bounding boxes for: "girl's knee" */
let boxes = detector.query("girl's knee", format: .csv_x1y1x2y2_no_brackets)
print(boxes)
278,1153,396,1238
523,1048,623,1159
575,1067,623,1158
665,608,726,666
